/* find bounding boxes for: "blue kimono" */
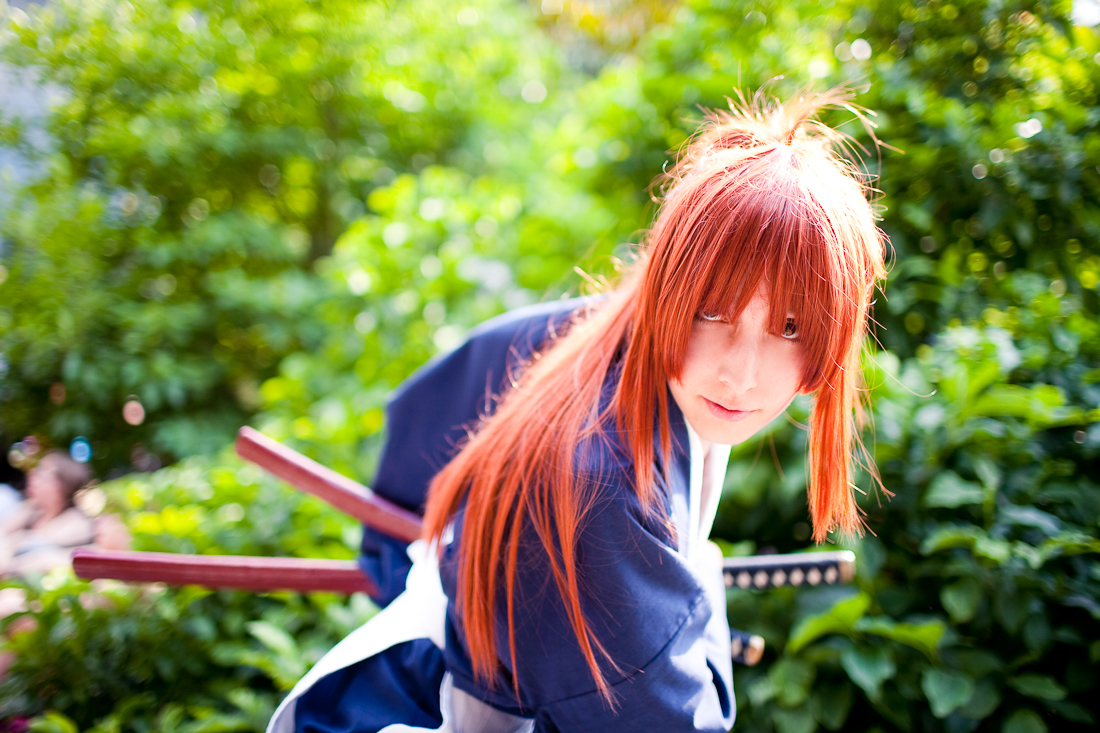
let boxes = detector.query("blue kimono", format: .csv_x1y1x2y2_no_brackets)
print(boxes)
282,298,737,733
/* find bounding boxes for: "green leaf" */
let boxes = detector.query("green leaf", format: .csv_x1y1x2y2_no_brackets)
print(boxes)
994,589,1029,634
840,646,896,701
1034,532,1100,567
28,713,79,733
920,525,983,555
786,593,870,653
853,617,946,659
900,201,933,231
177,714,253,733
246,620,299,658
974,536,1012,564
973,457,1002,492
958,678,1001,721
1046,700,1095,724
770,658,817,707
967,384,1035,418
998,505,1062,537
748,675,778,708
1008,674,1066,701
940,578,980,623
948,648,1003,677
810,685,852,731
712,538,756,557
967,384,1071,427
921,668,974,718
923,471,984,508
1002,709,1048,733
772,707,817,733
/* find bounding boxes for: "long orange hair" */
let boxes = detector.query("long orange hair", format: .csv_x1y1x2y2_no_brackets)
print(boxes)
422,88,888,701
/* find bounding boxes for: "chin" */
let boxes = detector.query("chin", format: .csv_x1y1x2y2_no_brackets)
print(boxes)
695,417,763,447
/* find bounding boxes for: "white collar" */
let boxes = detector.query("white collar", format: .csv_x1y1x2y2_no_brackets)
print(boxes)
683,421,732,561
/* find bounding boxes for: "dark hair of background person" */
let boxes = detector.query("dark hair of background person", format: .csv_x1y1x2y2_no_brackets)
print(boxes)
35,450,91,507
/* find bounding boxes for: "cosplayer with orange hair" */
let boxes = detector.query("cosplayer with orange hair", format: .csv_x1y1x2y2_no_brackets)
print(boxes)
270,88,888,733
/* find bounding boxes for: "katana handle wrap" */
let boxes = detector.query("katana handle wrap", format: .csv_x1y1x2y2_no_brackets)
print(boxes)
730,629,765,666
723,550,856,590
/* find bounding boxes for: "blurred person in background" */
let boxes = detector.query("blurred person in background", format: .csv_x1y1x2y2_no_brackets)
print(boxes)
0,449,95,576
0,454,131,681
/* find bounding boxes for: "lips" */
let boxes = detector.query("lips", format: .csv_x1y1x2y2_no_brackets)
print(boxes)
703,397,756,422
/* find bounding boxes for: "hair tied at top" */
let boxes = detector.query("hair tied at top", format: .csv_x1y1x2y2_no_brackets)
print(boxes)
666,85,890,198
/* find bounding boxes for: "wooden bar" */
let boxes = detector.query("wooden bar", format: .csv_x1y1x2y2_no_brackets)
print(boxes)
723,550,856,590
72,549,377,595
235,426,423,543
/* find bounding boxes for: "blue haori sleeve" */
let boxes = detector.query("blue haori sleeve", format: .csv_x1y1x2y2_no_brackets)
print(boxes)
360,298,590,606
294,640,446,733
438,415,736,732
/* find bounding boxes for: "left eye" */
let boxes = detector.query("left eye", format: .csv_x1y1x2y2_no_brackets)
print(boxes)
782,317,798,339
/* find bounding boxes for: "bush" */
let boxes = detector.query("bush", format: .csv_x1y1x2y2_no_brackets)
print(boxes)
0,451,373,730
716,272,1099,732
0,0,563,470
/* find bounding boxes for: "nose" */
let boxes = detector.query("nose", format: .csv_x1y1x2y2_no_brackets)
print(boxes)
717,333,760,395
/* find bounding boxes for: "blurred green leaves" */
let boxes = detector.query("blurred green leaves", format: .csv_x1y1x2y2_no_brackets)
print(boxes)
0,0,569,470
787,593,871,654
0,449,374,727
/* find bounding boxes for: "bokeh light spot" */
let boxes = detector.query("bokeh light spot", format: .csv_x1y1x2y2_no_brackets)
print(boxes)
123,399,146,426
522,80,547,104
1014,118,1042,138
70,437,92,463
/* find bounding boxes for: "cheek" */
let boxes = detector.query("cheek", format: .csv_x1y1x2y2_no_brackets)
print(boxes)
679,326,726,381
763,344,808,394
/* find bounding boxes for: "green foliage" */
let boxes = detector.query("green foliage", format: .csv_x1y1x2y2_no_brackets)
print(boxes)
0,451,374,729
0,0,563,469
720,273,1099,732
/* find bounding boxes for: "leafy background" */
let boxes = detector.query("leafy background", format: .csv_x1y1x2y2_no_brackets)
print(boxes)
1,0,1098,731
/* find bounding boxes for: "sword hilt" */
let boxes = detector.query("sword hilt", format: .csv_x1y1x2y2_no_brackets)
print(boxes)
723,550,856,590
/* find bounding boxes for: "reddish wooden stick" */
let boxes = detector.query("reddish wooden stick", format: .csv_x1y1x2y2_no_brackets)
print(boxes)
235,426,423,543
72,549,377,595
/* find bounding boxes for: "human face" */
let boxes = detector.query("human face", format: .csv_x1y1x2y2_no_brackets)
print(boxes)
26,464,67,517
668,285,806,446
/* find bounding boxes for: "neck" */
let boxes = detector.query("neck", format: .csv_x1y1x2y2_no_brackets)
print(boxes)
698,437,712,460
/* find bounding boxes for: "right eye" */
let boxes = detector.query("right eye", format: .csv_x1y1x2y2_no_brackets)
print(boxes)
699,312,724,322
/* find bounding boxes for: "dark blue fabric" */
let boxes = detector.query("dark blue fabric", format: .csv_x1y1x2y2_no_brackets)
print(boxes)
295,639,445,733
437,391,735,731
359,298,588,607
299,299,736,732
